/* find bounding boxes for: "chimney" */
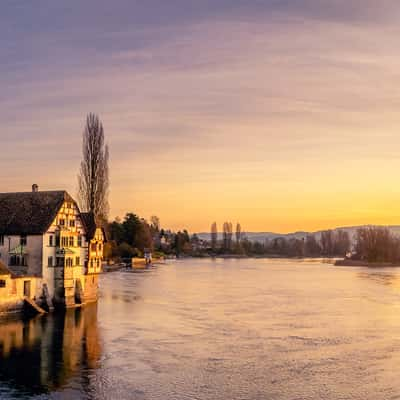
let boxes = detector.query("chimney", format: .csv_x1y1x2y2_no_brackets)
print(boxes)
32,184,39,192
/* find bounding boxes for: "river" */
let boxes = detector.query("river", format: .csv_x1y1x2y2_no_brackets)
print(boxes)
1,258,400,399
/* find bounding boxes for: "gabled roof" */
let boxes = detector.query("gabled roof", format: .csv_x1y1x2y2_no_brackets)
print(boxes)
0,191,77,235
80,212,107,241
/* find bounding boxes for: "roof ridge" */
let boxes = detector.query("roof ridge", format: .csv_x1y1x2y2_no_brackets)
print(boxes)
0,190,79,235
0,190,67,195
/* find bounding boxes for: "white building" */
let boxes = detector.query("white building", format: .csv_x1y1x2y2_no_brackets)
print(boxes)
0,185,104,312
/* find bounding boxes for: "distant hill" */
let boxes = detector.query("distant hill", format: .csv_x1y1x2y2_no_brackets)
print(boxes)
196,225,400,243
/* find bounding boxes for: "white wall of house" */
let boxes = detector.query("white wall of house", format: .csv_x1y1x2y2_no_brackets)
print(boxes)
42,231,57,299
1,200,89,305
87,228,104,275
43,201,88,301
27,236,43,276
0,235,43,277
0,273,43,314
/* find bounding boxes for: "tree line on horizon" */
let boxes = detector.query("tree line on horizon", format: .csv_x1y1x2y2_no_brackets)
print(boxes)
105,214,196,260
352,226,400,263
104,219,400,262
210,222,352,257
209,223,400,262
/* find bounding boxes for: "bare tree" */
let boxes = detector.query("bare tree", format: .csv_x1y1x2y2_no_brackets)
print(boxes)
333,230,351,256
227,222,233,250
305,234,321,256
211,222,218,251
320,230,334,256
150,216,160,232
78,113,109,221
235,223,242,244
355,227,399,262
222,222,233,251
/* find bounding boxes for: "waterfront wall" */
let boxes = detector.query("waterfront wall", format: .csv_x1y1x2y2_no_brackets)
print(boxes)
84,274,99,303
0,274,42,315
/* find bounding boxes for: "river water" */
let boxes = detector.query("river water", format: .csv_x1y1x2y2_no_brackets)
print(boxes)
1,258,400,399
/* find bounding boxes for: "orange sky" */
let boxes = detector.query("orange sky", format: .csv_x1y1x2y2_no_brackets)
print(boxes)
2,1,400,233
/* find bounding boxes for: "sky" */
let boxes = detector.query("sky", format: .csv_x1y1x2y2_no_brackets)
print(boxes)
2,1,400,233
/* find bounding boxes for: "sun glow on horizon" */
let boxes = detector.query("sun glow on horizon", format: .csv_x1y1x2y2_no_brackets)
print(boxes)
2,1,400,233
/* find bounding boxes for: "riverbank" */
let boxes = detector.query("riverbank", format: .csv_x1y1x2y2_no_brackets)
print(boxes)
335,259,400,268
179,254,338,263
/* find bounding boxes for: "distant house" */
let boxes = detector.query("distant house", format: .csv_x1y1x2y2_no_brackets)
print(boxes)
0,185,104,314
81,212,106,302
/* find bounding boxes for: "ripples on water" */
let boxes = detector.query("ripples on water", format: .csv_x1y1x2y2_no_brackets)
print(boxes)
2,259,400,399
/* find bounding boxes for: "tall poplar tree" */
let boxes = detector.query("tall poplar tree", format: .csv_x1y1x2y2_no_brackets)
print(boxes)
211,222,218,251
78,113,109,222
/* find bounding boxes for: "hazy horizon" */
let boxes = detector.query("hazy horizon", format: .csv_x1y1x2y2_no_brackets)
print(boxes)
2,1,400,232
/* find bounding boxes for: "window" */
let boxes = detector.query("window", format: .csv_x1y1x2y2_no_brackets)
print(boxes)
0,235,4,246
76,256,80,266
56,257,64,267
91,243,97,252
49,235,53,246
48,256,53,267
61,237,68,247
77,235,82,247
9,255,27,266
20,235,27,246
59,219,65,226
0,280,6,288
55,235,60,247
65,258,73,267
69,236,74,247
69,219,75,227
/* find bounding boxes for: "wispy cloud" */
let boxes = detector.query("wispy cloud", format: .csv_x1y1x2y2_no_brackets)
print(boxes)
1,1,400,231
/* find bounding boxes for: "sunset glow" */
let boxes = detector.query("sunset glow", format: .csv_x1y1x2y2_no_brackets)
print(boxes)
2,1,400,232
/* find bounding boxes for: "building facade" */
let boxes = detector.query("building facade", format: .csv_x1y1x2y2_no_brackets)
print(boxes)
81,212,106,303
0,186,104,314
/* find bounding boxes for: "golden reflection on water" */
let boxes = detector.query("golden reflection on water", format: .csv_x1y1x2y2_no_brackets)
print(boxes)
0,304,101,397
357,271,400,287
2,260,400,399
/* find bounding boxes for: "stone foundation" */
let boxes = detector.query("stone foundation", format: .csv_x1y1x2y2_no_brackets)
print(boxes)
0,298,25,316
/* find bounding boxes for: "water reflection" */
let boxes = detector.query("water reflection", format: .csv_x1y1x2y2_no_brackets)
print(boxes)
3,261,400,399
0,304,101,398
357,271,400,287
